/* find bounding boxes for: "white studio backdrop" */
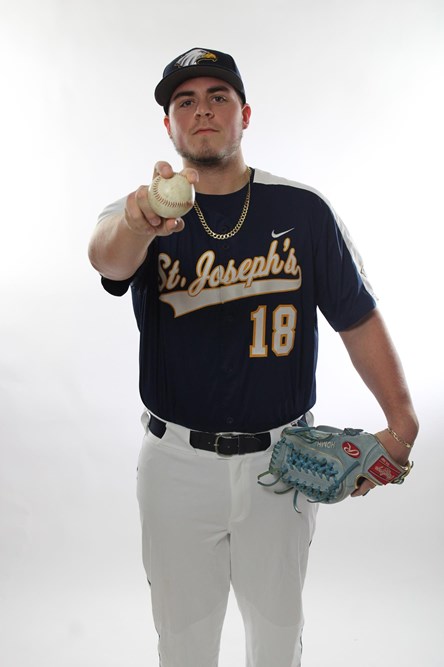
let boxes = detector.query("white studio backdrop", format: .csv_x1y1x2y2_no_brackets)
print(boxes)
1,0,443,665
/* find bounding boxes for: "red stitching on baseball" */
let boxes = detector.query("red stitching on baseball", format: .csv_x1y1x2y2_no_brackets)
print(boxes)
151,180,192,207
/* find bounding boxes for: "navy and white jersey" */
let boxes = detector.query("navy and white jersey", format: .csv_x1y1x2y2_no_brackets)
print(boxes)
100,168,376,433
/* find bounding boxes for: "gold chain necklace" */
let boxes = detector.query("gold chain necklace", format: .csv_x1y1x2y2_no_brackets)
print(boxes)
193,167,251,240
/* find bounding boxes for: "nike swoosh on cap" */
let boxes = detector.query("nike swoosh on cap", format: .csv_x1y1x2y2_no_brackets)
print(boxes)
271,227,295,238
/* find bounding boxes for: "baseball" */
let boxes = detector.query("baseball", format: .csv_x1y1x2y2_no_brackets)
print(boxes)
148,173,195,218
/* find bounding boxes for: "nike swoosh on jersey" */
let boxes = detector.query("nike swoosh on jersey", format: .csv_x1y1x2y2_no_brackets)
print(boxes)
271,227,295,238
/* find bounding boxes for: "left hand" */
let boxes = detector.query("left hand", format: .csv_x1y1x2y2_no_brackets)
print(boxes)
351,428,412,498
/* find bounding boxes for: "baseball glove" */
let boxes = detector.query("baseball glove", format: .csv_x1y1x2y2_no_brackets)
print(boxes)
258,424,413,512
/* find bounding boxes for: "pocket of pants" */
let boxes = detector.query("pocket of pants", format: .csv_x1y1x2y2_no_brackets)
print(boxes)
137,430,162,477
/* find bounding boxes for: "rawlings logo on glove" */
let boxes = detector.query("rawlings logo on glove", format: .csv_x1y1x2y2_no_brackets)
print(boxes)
258,424,413,512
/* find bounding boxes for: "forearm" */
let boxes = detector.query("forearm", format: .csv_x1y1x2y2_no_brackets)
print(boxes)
339,309,419,443
88,211,153,281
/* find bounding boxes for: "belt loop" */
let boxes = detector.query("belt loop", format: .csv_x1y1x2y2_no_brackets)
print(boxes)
148,414,167,439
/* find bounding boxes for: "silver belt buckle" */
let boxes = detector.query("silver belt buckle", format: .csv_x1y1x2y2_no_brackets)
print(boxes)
214,433,238,456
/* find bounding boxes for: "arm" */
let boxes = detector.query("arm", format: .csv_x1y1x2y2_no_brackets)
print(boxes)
339,308,419,496
88,162,197,280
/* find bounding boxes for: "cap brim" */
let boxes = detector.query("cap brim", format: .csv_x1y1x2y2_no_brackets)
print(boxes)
155,66,246,110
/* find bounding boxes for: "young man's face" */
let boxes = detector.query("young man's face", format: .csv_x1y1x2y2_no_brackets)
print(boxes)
164,76,251,167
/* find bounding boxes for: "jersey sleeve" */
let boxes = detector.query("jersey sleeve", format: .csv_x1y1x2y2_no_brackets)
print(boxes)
101,275,133,296
312,196,377,331
97,196,127,224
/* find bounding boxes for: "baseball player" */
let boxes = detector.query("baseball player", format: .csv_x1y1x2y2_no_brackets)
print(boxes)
88,48,418,667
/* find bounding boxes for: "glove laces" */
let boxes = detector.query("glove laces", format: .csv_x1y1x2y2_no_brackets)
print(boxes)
258,437,361,512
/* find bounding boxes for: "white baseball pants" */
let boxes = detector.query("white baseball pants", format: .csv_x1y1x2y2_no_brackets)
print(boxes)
136,413,318,667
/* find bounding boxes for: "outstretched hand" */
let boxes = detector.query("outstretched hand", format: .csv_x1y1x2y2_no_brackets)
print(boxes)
124,161,199,237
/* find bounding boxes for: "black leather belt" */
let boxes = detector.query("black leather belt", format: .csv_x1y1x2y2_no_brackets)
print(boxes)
148,414,271,456
189,430,271,455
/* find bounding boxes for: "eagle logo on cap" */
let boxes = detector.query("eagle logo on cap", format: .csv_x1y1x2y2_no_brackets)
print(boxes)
175,49,218,68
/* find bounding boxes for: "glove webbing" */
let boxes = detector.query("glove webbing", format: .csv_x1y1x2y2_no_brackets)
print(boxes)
258,445,361,512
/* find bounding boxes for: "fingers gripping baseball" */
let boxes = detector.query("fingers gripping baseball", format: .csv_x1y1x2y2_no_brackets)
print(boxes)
124,186,182,237
153,161,199,187
124,163,198,237
149,164,197,218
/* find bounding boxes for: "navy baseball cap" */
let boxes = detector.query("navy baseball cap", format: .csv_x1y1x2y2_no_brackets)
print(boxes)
155,47,246,113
